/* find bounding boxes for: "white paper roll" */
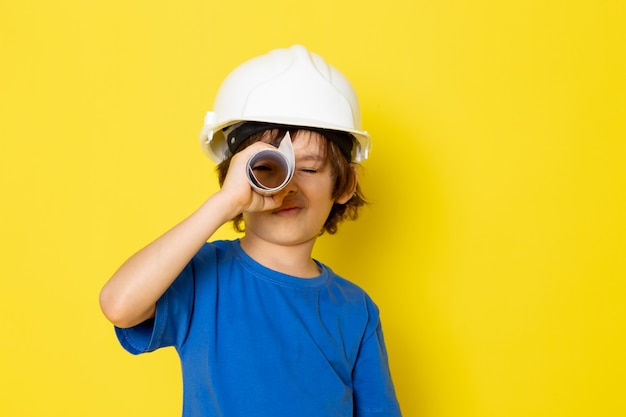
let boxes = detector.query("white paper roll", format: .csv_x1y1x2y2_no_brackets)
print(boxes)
245,132,295,196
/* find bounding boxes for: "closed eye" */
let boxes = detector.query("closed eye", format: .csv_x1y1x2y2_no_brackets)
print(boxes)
252,165,273,172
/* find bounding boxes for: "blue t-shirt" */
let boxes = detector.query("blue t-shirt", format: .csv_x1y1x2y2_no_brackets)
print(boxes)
115,239,401,417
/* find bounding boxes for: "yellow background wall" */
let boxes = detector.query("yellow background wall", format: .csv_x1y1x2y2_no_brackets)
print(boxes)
1,1,624,416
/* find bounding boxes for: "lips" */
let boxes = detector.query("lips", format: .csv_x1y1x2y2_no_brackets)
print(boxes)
273,200,303,215
274,207,301,216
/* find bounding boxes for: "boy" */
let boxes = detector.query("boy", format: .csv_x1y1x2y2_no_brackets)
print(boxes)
100,45,401,417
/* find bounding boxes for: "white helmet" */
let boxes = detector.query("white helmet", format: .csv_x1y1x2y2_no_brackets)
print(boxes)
199,45,370,163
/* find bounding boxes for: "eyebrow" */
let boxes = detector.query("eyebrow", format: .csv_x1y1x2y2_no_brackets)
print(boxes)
297,154,325,162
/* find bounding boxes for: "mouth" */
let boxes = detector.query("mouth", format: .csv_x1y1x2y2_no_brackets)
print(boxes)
273,202,303,216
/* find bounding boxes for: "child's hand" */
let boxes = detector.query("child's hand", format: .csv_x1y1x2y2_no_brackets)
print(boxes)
217,142,290,216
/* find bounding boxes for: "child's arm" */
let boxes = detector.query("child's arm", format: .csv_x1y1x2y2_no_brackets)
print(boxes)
99,142,286,329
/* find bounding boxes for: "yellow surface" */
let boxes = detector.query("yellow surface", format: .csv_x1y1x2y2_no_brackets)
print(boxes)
1,1,625,416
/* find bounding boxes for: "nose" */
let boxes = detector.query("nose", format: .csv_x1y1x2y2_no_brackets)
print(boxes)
282,177,299,195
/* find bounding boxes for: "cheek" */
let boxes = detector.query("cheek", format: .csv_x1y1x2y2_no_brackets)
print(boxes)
304,179,335,204
311,184,338,216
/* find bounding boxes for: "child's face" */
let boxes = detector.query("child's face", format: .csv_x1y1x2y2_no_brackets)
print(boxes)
242,130,349,247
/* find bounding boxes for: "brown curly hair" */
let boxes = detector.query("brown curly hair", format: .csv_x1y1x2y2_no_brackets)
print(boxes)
217,127,367,235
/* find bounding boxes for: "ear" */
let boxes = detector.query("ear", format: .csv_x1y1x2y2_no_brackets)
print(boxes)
336,164,358,204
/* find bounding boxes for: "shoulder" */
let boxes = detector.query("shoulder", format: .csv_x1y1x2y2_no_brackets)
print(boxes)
174,240,241,286
322,264,380,315
191,239,239,264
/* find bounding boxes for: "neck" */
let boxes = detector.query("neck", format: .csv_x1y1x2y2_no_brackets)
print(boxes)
239,235,320,278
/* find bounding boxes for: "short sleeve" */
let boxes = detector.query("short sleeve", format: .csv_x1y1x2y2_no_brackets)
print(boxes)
352,310,402,417
114,261,196,355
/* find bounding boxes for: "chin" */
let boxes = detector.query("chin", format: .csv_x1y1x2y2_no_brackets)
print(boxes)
250,228,319,247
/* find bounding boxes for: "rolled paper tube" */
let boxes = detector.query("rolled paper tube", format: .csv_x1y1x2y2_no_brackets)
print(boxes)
245,132,295,196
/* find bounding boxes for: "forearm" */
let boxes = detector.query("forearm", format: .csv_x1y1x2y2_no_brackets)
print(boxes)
99,192,241,328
